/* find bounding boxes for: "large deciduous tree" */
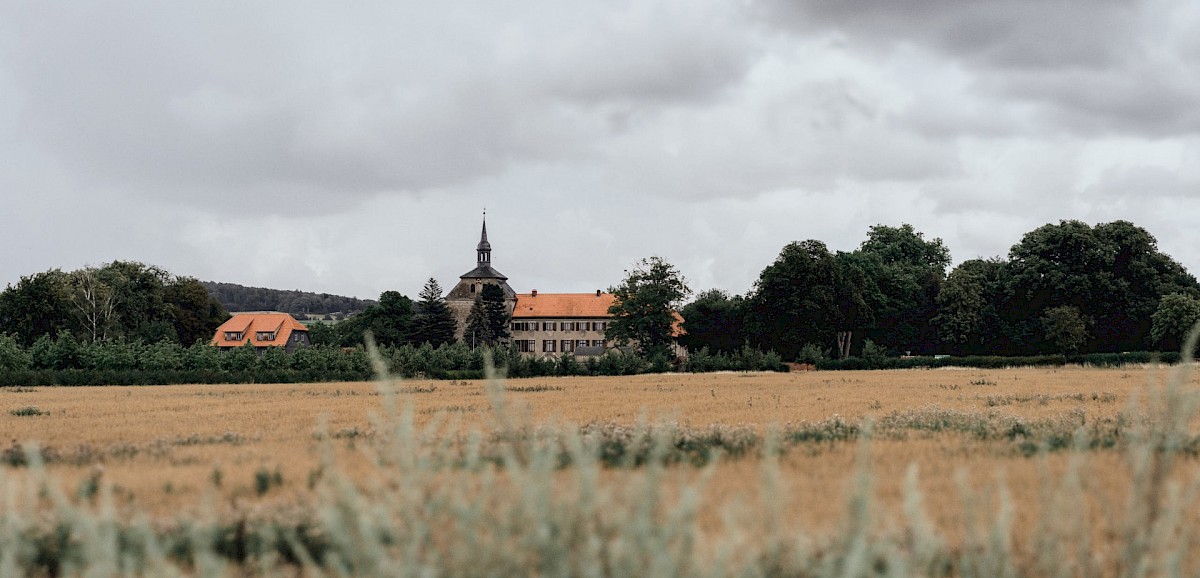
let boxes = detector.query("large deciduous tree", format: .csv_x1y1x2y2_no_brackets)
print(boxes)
933,258,1011,355
2,262,231,347
606,257,690,359
853,224,950,355
1005,220,1198,353
678,289,746,355
69,267,117,343
338,290,415,347
0,270,73,346
743,240,869,360
368,290,416,347
1150,293,1200,354
164,277,229,345
409,278,457,347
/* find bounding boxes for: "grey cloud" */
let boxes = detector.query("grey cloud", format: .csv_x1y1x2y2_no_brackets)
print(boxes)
752,0,1140,70
990,65,1200,136
1085,164,1200,199
0,0,760,216
752,0,1200,139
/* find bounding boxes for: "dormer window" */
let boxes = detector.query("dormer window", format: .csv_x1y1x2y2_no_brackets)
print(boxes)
256,332,276,341
225,332,243,341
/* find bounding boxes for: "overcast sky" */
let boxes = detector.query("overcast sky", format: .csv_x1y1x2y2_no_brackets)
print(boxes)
3,0,1199,300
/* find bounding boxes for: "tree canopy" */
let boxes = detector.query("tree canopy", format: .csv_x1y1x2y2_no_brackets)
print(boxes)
683,219,1196,362
0,262,229,346
408,278,457,348
678,289,745,355
606,257,690,359
742,240,869,360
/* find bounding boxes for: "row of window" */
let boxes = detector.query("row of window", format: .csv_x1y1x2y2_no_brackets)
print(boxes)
226,331,303,343
513,339,607,353
511,321,608,332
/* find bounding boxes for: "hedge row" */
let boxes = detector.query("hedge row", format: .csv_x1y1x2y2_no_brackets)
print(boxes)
0,334,786,386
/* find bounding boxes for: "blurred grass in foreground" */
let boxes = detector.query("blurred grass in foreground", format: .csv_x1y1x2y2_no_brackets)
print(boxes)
0,327,1199,577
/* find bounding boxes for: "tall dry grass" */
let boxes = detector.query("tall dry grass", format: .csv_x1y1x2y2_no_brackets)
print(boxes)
0,330,1199,576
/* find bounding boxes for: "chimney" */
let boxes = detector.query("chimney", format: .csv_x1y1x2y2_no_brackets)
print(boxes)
531,290,537,297
595,290,601,297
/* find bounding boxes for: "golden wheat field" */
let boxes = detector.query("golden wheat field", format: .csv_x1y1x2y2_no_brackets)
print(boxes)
1,364,1195,547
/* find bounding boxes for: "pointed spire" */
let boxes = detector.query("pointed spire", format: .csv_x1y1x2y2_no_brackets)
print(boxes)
476,209,492,265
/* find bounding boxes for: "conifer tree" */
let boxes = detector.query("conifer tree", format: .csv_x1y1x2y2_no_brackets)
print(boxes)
409,278,457,347
464,284,510,348
464,298,494,348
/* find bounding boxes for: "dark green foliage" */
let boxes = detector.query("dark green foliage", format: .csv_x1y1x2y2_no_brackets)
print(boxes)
1040,305,1091,354
678,289,746,354
464,284,510,348
743,240,867,360
0,269,73,346
1150,293,1200,353
409,278,457,347
164,277,230,345
933,258,1009,353
1002,220,1198,353
0,262,229,348
680,346,786,373
0,333,32,371
201,281,373,316
336,290,415,347
0,336,790,386
851,224,950,355
304,322,341,347
606,257,691,359
10,405,46,417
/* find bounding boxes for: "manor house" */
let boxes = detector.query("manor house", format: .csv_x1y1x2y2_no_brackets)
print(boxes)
444,218,646,358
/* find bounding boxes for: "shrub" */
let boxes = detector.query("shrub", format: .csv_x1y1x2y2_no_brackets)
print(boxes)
10,405,46,416
0,333,32,371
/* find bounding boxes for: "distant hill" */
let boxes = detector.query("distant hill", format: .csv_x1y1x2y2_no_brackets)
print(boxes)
201,281,375,319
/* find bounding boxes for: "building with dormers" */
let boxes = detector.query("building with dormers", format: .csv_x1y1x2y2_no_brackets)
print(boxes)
445,216,686,359
211,312,310,351
509,290,614,356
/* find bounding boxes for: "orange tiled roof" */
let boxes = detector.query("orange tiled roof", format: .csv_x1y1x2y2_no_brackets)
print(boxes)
671,311,685,338
513,293,616,318
211,312,307,348
512,293,685,335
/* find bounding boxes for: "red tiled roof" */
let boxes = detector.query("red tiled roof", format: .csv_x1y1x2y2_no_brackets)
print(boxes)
211,312,307,348
512,292,685,336
512,293,615,318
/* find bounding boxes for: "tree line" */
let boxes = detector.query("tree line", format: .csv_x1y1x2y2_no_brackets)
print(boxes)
200,281,373,317
679,220,1200,360
0,332,783,386
0,261,230,347
2,218,1195,381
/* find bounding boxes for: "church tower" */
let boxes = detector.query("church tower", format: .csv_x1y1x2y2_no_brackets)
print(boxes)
445,214,517,340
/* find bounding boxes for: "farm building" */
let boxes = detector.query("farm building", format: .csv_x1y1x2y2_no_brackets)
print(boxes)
211,312,310,351
510,290,615,357
446,216,685,359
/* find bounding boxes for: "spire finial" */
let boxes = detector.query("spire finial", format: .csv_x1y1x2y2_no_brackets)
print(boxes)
476,210,492,265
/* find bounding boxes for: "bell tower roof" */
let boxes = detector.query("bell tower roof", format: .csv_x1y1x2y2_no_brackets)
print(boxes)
477,217,491,254
459,211,507,281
